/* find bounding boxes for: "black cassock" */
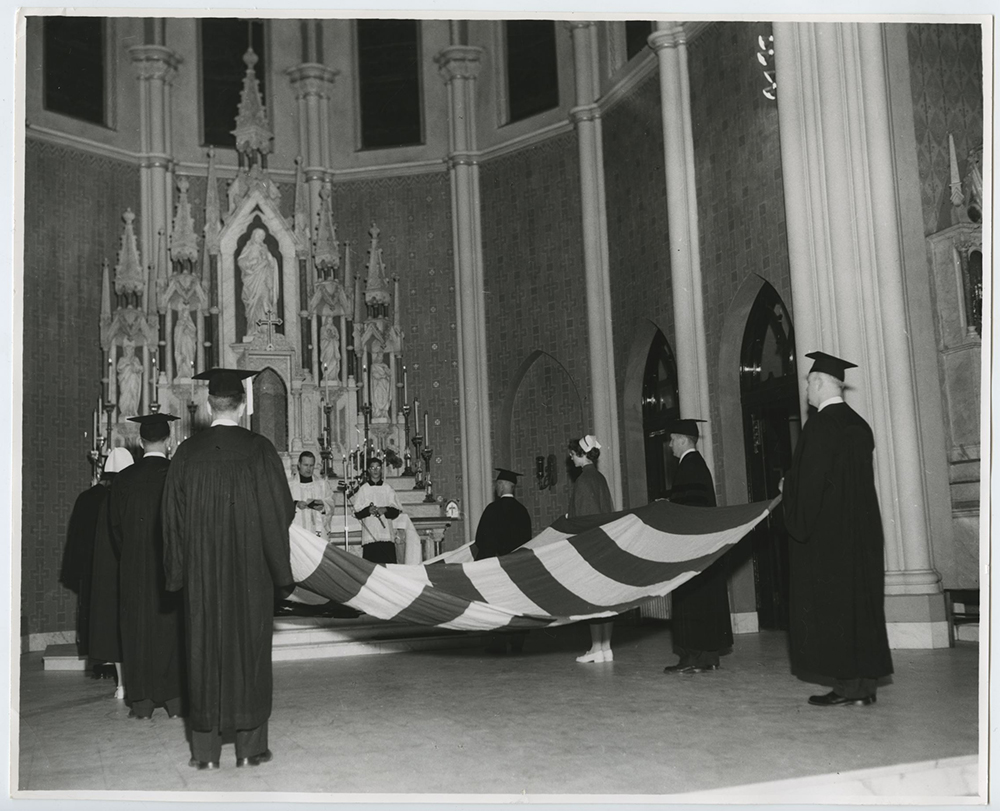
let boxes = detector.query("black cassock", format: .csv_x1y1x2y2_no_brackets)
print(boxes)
668,450,733,654
108,455,184,711
61,483,108,656
89,497,122,663
162,426,294,733
473,497,533,560
783,402,893,680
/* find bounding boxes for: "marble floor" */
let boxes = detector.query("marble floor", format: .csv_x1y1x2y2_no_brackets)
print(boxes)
16,624,981,801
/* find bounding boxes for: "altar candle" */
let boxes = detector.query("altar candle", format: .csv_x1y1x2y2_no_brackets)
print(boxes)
403,365,409,402
363,362,368,404
107,356,113,399
92,409,98,448
414,399,420,432
424,413,430,445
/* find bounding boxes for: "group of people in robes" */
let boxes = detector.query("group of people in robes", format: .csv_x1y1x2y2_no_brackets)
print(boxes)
463,351,892,708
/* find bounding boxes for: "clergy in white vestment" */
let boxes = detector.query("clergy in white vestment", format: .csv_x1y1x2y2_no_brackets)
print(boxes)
289,451,334,538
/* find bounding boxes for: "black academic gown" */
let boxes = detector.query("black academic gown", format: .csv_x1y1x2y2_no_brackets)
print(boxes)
783,402,893,680
668,450,733,654
61,483,108,656
474,496,533,560
108,455,184,710
162,425,295,733
88,496,122,663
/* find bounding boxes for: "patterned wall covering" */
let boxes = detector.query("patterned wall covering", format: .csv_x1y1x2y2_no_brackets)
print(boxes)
329,172,463,543
688,21,794,494
22,139,141,637
907,23,984,236
480,132,591,533
602,70,676,508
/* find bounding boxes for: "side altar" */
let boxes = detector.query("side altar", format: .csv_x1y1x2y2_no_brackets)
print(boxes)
86,47,452,558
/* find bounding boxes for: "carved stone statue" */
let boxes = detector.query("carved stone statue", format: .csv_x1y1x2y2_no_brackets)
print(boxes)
174,309,197,379
370,361,392,420
320,319,341,384
117,342,144,417
238,227,279,336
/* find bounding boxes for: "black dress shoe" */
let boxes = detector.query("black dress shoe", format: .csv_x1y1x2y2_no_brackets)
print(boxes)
188,759,220,770
663,663,693,674
808,690,876,707
236,749,273,767
127,710,152,720
683,664,720,674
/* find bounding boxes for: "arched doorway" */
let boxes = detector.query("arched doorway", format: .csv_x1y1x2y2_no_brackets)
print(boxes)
251,367,288,451
642,330,680,501
740,284,799,630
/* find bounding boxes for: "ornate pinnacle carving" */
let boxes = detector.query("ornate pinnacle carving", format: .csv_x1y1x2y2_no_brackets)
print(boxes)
169,176,199,265
204,146,222,256
364,223,391,306
293,156,310,251
114,210,145,298
312,181,340,277
231,47,273,160
434,45,483,83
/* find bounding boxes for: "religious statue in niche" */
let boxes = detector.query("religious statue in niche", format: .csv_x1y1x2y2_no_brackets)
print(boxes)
174,309,197,379
117,341,144,417
238,227,279,335
320,319,341,383
370,361,392,420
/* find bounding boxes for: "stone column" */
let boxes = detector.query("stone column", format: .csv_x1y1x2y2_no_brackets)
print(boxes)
568,22,624,507
774,22,946,647
288,63,339,226
130,45,181,303
435,45,492,543
648,23,715,473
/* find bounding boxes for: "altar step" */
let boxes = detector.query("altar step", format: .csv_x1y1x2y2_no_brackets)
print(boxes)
41,616,485,670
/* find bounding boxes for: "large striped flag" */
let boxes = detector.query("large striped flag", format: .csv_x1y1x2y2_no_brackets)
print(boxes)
289,497,780,631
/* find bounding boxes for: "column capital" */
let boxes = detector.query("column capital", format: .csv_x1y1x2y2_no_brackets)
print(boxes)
648,23,687,52
447,152,480,169
287,63,339,97
435,45,484,83
129,44,182,82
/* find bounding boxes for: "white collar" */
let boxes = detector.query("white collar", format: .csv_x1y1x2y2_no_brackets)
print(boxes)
144,450,167,459
817,396,845,412
679,447,697,461
500,493,515,498
211,418,239,427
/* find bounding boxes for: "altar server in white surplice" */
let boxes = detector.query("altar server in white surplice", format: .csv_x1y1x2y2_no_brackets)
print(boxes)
289,451,334,538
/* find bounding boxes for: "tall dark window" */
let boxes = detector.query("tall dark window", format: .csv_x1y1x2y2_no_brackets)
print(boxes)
43,17,105,125
357,19,423,149
625,21,653,61
201,19,266,148
505,20,559,123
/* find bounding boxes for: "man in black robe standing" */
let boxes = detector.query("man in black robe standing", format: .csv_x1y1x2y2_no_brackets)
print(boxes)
782,352,892,707
472,468,532,561
473,469,533,655
109,412,184,720
163,369,295,769
663,419,733,675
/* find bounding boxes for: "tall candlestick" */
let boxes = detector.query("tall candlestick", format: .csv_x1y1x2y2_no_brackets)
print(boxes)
403,365,408,402
363,361,368,405
424,413,429,445
92,409,98,448
414,398,420,432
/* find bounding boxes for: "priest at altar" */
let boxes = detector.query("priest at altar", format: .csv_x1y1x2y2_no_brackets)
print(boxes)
288,451,334,538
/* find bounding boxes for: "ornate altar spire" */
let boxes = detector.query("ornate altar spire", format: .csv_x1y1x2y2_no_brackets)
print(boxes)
363,222,391,306
169,176,199,267
231,47,273,166
203,146,222,257
293,156,310,251
114,209,144,301
312,180,340,278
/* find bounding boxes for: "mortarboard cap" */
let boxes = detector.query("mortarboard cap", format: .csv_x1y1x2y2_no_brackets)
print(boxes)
805,351,857,382
128,412,179,441
495,468,523,484
669,418,706,439
193,368,258,397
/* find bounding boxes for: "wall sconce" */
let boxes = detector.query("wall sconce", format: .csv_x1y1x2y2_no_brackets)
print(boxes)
536,454,558,491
